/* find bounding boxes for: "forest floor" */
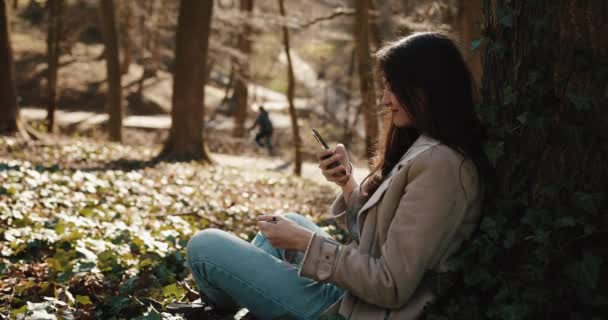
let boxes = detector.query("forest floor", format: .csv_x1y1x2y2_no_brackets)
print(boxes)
0,136,356,319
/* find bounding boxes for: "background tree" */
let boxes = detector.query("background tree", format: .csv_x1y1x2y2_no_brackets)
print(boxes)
99,0,122,142
159,0,213,161
45,0,62,133
457,0,482,87
232,0,253,138
278,0,302,175
354,0,379,163
0,0,19,135
133,0,161,103
370,0,394,48
425,0,607,318
118,0,132,75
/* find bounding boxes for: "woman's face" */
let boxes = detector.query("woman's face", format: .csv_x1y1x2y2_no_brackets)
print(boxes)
382,86,413,128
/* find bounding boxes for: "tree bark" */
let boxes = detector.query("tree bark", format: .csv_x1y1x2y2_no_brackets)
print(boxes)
99,0,122,142
477,0,606,315
342,47,357,145
354,0,379,165
278,0,302,175
401,0,412,13
0,0,19,135
46,0,62,133
232,0,253,138
369,0,393,48
458,0,482,88
119,0,132,75
159,0,213,161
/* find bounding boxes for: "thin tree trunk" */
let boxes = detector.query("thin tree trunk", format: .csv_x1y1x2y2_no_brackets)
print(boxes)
46,0,62,133
369,0,393,48
119,0,132,74
232,0,253,138
222,62,234,104
278,0,302,175
342,47,356,145
159,0,213,161
99,0,122,142
354,0,379,165
150,0,162,74
0,0,19,135
458,0,482,88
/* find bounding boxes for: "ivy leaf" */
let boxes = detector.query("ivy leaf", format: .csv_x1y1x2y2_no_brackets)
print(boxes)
499,13,514,28
564,252,602,290
555,216,577,228
10,304,28,317
109,296,131,315
471,38,483,52
134,306,162,320
516,112,528,124
162,283,185,300
485,141,504,166
76,295,92,305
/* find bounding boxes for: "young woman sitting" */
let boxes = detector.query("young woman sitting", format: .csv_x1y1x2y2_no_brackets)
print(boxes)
181,32,490,320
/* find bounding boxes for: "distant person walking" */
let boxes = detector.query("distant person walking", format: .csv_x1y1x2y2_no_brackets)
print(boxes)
248,106,274,155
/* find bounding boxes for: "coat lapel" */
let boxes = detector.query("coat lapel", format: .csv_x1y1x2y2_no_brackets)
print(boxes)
356,135,440,224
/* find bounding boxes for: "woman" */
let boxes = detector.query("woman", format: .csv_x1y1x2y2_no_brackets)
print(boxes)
184,32,489,319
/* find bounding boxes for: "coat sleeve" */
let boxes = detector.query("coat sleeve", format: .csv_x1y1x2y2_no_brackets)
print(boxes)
328,186,365,232
298,150,471,309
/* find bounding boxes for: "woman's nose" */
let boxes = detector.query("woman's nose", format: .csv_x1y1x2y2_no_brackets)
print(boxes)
381,97,390,108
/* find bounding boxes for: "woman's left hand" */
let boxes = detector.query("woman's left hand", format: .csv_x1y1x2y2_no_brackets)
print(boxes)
257,215,314,252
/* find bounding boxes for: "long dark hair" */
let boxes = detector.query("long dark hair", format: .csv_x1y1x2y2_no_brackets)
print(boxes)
361,32,491,197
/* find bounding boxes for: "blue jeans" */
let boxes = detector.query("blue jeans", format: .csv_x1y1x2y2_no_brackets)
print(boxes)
186,212,345,320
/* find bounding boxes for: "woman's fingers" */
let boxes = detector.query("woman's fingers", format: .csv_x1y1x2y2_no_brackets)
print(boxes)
335,172,350,184
316,149,334,161
318,153,342,169
326,164,347,177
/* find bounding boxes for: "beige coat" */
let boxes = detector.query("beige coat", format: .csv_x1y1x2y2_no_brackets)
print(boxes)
298,135,482,319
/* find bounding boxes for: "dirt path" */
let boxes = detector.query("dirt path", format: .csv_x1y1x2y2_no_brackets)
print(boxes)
20,107,294,130
19,107,370,187
212,152,369,191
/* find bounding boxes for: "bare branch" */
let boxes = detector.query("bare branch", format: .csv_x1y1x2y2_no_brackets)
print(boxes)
297,7,355,29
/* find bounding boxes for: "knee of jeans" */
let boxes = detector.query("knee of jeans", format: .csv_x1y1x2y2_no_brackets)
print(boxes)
187,228,228,263
283,212,304,224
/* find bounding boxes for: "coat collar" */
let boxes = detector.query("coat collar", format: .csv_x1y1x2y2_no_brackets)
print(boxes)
357,134,440,216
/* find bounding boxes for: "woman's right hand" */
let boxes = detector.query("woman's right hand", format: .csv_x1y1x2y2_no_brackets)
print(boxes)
317,144,351,187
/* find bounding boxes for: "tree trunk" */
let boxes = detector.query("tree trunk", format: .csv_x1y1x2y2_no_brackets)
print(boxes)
369,0,393,48
232,0,253,138
401,0,412,13
424,1,607,318
119,0,132,75
159,0,213,161
278,0,302,176
222,62,235,105
99,0,122,142
0,0,19,135
46,0,62,133
342,47,356,145
458,0,482,88
354,0,379,165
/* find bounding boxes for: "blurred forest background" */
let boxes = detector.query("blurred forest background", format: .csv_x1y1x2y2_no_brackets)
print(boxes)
0,0,606,319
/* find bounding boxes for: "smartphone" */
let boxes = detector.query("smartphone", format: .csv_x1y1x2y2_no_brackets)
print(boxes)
312,129,340,169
